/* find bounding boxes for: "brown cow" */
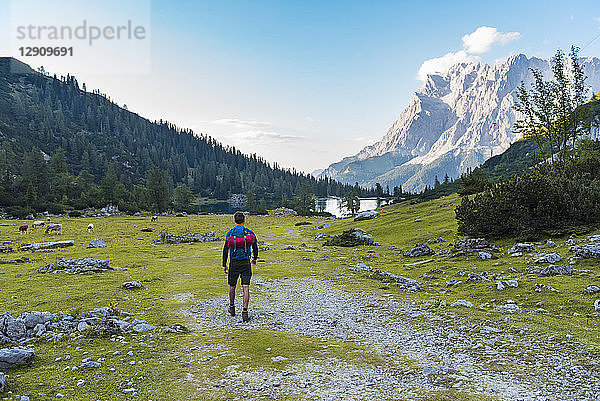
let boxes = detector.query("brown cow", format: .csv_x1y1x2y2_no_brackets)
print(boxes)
19,224,28,235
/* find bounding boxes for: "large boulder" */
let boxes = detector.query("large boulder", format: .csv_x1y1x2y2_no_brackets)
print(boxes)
87,238,107,248
18,311,54,329
0,313,26,341
454,238,498,253
0,347,35,369
159,232,220,244
507,242,535,254
403,244,435,257
527,264,573,276
354,210,379,222
371,270,421,292
20,240,74,251
532,252,562,264
122,281,142,290
38,258,116,274
323,229,375,247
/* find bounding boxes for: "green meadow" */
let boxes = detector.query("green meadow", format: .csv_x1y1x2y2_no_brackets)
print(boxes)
0,194,599,399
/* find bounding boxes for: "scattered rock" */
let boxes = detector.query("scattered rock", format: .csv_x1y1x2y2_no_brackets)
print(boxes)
314,233,332,240
595,299,600,312
131,320,156,333
79,361,101,369
570,243,600,259
427,237,445,244
0,347,35,369
532,252,562,264
454,238,498,253
370,271,421,292
585,285,600,294
323,229,375,247
122,281,143,290
159,232,221,244
354,210,379,221
496,280,518,290
20,240,74,251
451,300,473,308
497,303,520,313
446,279,461,287
140,228,154,232
269,207,297,216
87,238,107,248
0,372,5,392
283,245,295,250
546,239,556,247
349,263,373,272
311,223,332,230
477,251,497,260
0,246,13,253
38,258,118,274
527,264,573,276
466,272,489,282
507,243,535,254
533,283,560,293
403,244,435,257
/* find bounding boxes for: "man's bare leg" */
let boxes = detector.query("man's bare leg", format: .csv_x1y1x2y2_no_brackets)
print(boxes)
242,285,250,309
229,285,236,305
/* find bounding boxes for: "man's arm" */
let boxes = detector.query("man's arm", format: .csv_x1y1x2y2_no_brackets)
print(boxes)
251,241,258,264
222,242,229,272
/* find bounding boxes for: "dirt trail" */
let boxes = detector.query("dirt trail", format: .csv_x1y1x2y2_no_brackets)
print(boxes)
183,276,600,400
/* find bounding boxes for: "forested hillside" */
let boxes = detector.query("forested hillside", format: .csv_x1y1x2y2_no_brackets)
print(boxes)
0,58,371,215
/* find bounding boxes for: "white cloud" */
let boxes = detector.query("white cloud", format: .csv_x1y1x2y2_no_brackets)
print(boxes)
210,118,271,129
462,26,520,54
417,50,480,80
227,130,305,145
417,26,520,80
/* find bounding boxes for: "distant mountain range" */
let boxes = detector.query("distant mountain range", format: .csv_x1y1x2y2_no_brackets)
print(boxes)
318,54,600,191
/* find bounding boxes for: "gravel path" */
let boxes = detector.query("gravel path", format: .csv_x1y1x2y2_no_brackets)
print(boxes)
185,276,600,400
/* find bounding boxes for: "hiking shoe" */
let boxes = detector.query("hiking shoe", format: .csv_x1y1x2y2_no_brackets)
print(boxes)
242,310,249,322
228,305,235,317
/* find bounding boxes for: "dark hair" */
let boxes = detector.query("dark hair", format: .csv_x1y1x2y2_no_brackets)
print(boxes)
234,211,245,224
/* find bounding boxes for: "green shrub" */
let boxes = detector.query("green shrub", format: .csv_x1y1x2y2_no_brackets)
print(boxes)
456,151,600,238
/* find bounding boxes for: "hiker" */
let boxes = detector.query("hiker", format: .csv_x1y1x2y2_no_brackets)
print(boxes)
222,211,258,322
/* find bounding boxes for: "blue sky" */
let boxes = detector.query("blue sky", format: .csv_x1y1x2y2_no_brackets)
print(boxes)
2,0,600,172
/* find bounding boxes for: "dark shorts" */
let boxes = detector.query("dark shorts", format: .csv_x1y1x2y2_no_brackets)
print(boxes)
228,259,252,286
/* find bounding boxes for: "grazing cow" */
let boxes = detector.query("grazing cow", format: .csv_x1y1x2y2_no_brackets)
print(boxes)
45,223,62,235
87,223,94,233
151,216,158,222
19,224,28,235
32,220,45,228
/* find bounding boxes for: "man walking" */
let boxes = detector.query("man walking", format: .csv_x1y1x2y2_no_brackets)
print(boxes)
222,211,258,322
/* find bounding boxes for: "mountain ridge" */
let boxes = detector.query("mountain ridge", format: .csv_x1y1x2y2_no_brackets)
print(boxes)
320,54,600,191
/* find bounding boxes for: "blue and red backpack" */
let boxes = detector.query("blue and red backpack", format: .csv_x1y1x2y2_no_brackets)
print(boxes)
226,225,256,261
